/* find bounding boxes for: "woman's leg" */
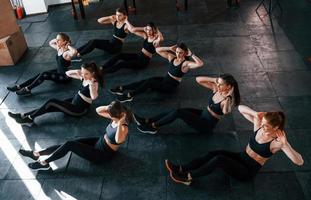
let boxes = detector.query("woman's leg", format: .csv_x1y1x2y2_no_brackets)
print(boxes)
26,98,86,119
124,77,163,96
38,137,98,156
187,151,252,181
77,39,110,56
44,137,109,163
102,53,140,74
153,108,206,132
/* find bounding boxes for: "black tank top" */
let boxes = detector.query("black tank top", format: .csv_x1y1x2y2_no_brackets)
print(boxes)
71,83,91,107
142,38,156,54
207,93,226,116
105,122,128,145
168,57,186,78
249,128,274,158
56,52,71,74
113,21,127,39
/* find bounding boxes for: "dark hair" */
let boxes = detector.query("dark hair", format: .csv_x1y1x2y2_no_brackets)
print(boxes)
108,101,133,123
219,74,240,106
147,22,157,33
116,7,127,15
58,32,71,44
264,111,286,130
81,62,104,87
177,42,188,52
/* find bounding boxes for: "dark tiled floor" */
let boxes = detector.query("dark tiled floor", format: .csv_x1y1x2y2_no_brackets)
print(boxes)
0,0,310,199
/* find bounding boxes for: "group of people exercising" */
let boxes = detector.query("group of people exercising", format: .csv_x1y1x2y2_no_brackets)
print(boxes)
7,7,303,186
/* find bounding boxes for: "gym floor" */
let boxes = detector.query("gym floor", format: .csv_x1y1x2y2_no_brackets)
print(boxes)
0,0,310,199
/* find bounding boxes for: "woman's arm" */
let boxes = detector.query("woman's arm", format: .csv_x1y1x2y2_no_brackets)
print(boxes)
153,29,164,47
96,106,111,119
238,105,262,130
65,69,83,80
196,76,217,91
277,130,304,166
49,39,58,50
63,45,77,60
89,80,99,100
156,45,175,61
183,51,204,70
115,114,128,144
97,15,116,25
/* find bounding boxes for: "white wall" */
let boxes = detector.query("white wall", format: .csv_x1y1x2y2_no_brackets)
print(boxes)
22,0,71,15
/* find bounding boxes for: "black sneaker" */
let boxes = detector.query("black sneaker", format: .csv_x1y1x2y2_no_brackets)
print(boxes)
28,162,50,171
7,85,20,92
16,88,32,96
117,93,133,103
19,149,39,161
132,113,146,126
170,171,191,186
109,86,124,95
137,123,157,134
165,159,183,174
8,111,22,119
15,116,34,126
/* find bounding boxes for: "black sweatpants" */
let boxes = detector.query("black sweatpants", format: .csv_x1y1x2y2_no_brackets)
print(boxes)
77,38,122,56
19,69,71,90
123,75,179,96
40,137,115,164
24,98,88,119
101,52,150,74
182,150,261,181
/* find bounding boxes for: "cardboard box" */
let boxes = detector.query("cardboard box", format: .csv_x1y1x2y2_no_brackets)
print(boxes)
0,28,28,66
0,0,19,39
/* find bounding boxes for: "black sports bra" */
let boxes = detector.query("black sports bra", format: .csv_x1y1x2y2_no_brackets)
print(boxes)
168,57,186,78
207,93,227,116
142,38,156,54
113,21,127,39
106,122,128,145
249,128,274,158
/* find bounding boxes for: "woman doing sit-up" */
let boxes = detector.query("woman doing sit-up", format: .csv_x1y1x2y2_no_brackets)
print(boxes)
7,33,76,96
100,21,163,74
165,106,304,185
133,74,240,134
19,101,132,170
8,62,102,126
74,8,129,60
110,43,204,102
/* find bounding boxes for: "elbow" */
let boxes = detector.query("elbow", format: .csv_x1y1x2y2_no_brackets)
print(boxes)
196,76,204,84
296,157,304,166
197,61,204,68
91,94,98,100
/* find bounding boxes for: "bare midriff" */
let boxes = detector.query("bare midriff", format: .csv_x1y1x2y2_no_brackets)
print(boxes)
246,144,269,166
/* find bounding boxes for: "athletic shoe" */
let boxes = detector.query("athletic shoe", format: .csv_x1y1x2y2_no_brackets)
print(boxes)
170,171,191,186
15,116,34,126
137,123,157,134
132,113,146,126
165,159,182,174
109,86,124,95
16,88,32,96
19,149,39,161
117,93,133,103
7,85,20,92
28,162,50,171
8,111,22,119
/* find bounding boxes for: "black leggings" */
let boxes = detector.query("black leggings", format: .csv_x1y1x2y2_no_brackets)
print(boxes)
101,52,150,74
181,150,261,181
122,75,179,96
149,108,218,133
40,137,115,164
19,69,70,90
77,38,123,56
24,98,88,119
